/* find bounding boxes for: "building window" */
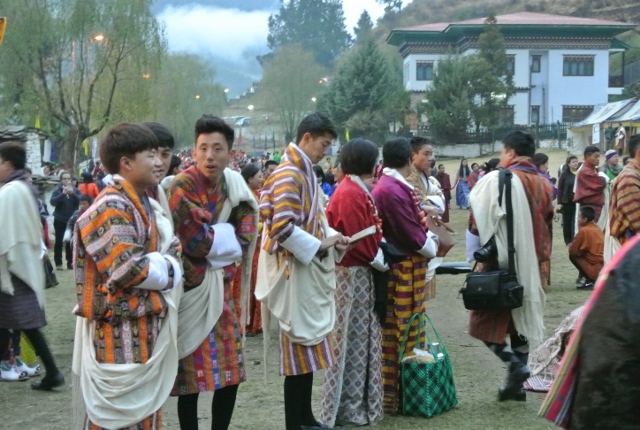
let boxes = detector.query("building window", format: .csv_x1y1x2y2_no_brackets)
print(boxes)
531,106,540,124
506,55,515,75
531,55,541,73
499,106,515,127
562,105,593,123
563,56,594,76
416,61,434,81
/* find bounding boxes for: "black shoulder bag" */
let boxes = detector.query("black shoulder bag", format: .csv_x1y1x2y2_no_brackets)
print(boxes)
459,169,524,311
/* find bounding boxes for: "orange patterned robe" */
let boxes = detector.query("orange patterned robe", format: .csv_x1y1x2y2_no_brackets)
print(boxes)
74,178,182,430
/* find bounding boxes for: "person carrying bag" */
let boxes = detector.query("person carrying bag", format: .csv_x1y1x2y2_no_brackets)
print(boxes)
460,169,524,310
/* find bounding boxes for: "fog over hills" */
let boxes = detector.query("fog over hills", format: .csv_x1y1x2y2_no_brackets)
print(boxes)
153,0,392,98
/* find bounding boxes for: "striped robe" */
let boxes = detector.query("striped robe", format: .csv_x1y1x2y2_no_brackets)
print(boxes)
468,159,553,344
259,143,335,376
168,166,256,394
74,178,182,430
372,174,433,415
608,159,640,245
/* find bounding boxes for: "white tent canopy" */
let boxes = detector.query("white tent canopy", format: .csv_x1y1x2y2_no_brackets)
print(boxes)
607,99,640,122
568,99,634,155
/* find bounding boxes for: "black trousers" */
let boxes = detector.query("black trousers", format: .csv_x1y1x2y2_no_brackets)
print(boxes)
53,219,72,267
561,203,576,245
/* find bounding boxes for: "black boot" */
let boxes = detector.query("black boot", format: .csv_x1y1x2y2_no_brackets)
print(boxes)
31,372,65,390
498,361,529,402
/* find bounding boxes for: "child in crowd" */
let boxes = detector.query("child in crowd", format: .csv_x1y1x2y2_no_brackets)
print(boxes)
63,194,93,244
569,206,604,290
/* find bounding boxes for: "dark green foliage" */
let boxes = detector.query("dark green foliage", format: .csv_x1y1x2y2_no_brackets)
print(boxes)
266,0,352,69
354,10,375,44
318,38,409,144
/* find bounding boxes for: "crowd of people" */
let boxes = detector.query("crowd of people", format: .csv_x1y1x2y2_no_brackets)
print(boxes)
0,111,639,430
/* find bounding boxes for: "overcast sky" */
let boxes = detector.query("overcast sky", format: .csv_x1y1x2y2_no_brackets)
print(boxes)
157,1,404,97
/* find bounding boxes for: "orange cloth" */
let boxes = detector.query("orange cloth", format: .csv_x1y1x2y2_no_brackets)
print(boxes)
569,222,604,282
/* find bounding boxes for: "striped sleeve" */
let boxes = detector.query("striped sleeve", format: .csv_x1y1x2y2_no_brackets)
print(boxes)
266,167,304,243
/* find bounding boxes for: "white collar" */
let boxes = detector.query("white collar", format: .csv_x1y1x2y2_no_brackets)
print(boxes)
382,167,414,189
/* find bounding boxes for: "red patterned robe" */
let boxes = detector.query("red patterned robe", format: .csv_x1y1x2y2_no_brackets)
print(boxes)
468,159,553,343
168,166,256,395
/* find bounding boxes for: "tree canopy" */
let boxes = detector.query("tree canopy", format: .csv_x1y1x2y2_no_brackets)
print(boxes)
261,45,327,143
266,0,352,69
354,10,374,44
318,38,409,144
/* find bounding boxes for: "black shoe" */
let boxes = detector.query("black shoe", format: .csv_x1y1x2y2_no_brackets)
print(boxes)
577,281,594,290
498,387,526,402
31,372,65,390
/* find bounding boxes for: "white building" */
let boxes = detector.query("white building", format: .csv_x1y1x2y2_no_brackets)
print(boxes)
387,12,635,128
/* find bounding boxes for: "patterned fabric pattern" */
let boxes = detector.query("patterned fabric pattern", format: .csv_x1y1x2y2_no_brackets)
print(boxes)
74,178,182,429
279,331,335,376
168,166,256,395
260,143,323,253
320,266,383,427
401,355,458,418
609,158,640,244
468,161,553,343
381,256,428,415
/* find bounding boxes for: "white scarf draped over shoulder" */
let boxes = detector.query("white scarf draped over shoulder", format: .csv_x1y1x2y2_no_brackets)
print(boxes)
177,167,259,358
469,169,546,347
0,180,45,308
73,195,183,429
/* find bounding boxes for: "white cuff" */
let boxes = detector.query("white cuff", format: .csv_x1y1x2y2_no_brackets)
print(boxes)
370,248,389,272
164,255,182,291
63,229,72,243
280,225,321,265
40,241,48,259
598,171,610,183
466,229,482,263
207,223,242,268
426,195,445,215
417,231,438,259
137,252,169,290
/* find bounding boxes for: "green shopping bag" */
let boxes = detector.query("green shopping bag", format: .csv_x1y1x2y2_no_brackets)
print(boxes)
399,312,458,418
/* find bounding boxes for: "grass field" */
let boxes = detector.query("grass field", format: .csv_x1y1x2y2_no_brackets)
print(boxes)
0,148,583,429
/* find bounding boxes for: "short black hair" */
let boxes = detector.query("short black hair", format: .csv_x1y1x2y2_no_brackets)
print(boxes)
142,122,175,149
383,137,412,169
296,113,337,144
584,145,600,157
241,163,260,183
79,194,94,205
438,164,445,169
0,141,26,170
195,115,235,149
169,155,182,173
81,172,94,183
502,130,535,158
628,134,640,158
565,155,578,166
410,136,432,154
471,162,479,169
99,122,159,174
579,205,596,222
264,160,278,169
533,153,549,168
340,138,378,176
312,164,326,183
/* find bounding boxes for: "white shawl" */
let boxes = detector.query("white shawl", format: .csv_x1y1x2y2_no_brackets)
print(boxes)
73,198,183,429
177,168,259,357
0,180,45,308
469,170,546,347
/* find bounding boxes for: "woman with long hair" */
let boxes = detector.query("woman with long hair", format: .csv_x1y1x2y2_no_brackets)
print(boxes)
453,158,471,209
557,155,580,245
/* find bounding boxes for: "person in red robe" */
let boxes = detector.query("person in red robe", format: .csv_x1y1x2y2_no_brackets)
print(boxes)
434,164,452,223
569,206,604,289
573,145,608,222
467,162,480,190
